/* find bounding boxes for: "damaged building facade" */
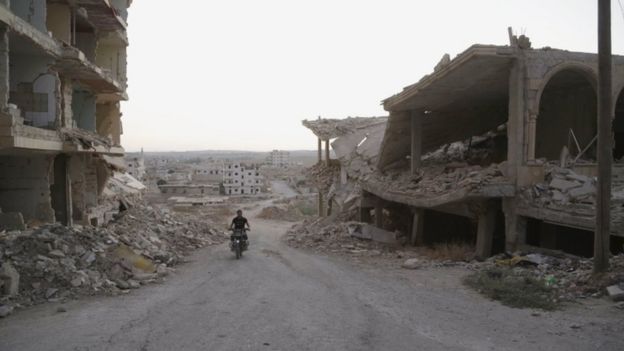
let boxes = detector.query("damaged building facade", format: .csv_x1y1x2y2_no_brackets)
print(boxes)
302,117,387,217
0,1,132,228
360,38,624,258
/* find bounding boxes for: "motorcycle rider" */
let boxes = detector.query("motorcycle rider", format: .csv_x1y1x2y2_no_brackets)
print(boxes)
230,209,250,243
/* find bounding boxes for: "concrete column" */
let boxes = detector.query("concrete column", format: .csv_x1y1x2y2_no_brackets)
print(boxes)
502,199,527,252
410,208,425,246
317,190,324,217
65,156,74,227
359,207,372,223
374,200,383,228
326,198,332,217
527,113,537,161
0,24,8,111
506,58,526,182
317,138,322,164
475,203,496,259
325,139,330,166
411,111,422,174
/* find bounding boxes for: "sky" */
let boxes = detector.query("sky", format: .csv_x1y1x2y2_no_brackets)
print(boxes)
121,0,624,152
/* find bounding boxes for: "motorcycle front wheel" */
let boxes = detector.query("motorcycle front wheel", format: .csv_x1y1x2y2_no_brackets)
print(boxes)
235,244,241,259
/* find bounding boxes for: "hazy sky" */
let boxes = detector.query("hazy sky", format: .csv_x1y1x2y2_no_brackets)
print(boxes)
121,0,624,152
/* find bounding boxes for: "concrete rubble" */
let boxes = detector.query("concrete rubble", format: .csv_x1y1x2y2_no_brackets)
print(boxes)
521,166,598,206
364,126,508,198
477,252,624,302
0,204,228,317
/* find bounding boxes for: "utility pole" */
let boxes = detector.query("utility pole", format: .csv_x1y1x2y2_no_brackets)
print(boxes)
595,0,612,273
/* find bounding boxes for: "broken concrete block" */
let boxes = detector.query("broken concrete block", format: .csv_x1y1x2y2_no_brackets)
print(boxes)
0,304,13,318
0,262,20,296
0,212,25,231
568,183,596,200
48,250,66,259
565,173,593,184
361,225,399,244
551,190,566,202
549,178,582,192
606,284,624,302
402,258,421,269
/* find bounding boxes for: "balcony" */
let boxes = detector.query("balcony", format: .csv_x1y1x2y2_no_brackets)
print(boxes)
55,45,123,94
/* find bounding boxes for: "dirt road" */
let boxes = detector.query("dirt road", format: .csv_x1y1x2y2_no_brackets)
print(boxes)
1,213,622,351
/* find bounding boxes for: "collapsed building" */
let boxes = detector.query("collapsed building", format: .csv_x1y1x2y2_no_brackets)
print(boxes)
0,1,133,228
302,116,387,217
359,36,624,258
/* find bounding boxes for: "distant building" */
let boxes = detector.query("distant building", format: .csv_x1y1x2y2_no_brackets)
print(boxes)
158,184,220,196
126,149,146,181
223,163,263,195
192,161,225,183
267,150,290,167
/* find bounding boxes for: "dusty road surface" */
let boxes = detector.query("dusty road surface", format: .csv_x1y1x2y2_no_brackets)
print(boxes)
1,213,623,351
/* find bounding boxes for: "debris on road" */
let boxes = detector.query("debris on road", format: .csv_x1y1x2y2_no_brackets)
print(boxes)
0,204,228,312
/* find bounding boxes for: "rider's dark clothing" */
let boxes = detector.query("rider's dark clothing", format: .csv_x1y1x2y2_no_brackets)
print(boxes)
231,216,249,230
231,216,249,241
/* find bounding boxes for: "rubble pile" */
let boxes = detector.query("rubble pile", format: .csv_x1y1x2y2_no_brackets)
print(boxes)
519,165,624,229
473,252,624,303
257,205,306,222
285,218,395,256
306,162,340,192
0,204,228,315
363,129,508,197
521,166,598,206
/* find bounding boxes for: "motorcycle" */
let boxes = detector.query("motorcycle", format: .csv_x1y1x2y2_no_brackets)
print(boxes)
229,228,249,259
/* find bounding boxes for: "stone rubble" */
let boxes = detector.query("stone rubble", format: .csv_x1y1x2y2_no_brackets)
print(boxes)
286,217,624,305
363,127,508,198
475,252,624,302
0,204,228,316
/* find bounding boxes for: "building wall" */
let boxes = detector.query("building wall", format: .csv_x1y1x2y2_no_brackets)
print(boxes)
9,55,58,128
72,89,97,131
11,0,47,32
0,155,55,222
46,3,71,44
223,163,262,195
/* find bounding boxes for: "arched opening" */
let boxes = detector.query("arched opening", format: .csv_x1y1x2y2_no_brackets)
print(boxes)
614,88,624,161
536,69,597,161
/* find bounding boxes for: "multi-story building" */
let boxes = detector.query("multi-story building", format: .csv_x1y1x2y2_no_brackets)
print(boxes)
223,162,262,195
267,149,290,168
0,1,132,227
191,161,225,183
